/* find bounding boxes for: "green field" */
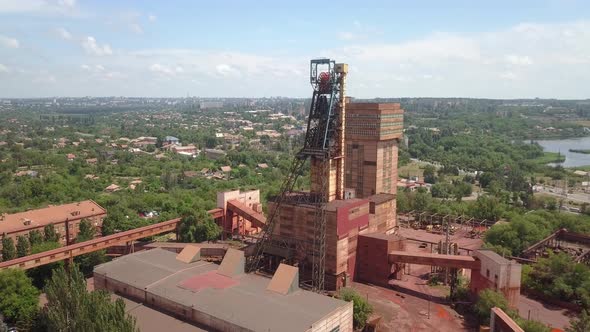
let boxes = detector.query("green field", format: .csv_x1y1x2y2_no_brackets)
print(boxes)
533,152,566,164
398,161,428,179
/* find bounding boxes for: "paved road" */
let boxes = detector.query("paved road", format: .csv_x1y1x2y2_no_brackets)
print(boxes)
518,295,572,331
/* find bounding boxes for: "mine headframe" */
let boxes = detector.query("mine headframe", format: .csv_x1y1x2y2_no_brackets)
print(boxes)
248,58,346,293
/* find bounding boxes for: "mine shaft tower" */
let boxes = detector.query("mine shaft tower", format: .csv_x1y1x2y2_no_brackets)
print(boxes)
249,59,348,292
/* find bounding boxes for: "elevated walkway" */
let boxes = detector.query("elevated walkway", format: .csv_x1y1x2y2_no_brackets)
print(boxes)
388,251,480,270
0,218,181,270
226,199,266,229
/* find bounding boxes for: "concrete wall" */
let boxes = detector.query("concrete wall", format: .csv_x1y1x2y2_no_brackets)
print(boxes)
217,189,261,235
472,251,521,307
309,301,353,332
490,307,524,332
217,189,260,210
356,234,405,287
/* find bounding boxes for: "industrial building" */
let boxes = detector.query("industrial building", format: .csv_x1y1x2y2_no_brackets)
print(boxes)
345,102,404,198
94,248,353,332
263,101,403,290
0,200,106,247
470,250,522,306
212,189,265,238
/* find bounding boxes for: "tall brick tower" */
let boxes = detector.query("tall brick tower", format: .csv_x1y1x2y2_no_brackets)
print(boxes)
344,103,404,198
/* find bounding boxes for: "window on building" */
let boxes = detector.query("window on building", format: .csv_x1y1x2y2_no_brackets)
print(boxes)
329,327,340,332
486,269,490,278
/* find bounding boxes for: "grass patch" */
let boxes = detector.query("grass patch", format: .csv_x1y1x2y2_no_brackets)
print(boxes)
532,152,565,164
398,161,425,179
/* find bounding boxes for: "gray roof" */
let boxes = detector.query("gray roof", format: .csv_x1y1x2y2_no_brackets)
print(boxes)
475,249,514,265
94,249,348,332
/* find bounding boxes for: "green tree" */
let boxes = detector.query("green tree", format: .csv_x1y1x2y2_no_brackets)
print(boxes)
475,289,510,325
74,219,106,275
42,265,139,332
44,224,59,243
515,318,550,332
178,210,221,243
178,215,198,243
27,241,62,289
28,230,43,247
396,190,410,213
471,195,505,221
413,191,432,211
1,236,16,261
77,219,95,242
431,183,451,199
567,310,590,332
423,165,437,184
339,287,373,330
0,269,40,328
16,236,30,258
523,252,590,309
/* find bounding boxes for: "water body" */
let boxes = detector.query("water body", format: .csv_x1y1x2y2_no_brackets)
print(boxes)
537,136,590,167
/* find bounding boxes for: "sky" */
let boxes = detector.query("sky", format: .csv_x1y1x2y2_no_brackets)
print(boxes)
0,0,589,99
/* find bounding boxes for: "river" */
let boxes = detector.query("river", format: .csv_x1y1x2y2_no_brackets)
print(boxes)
537,136,590,167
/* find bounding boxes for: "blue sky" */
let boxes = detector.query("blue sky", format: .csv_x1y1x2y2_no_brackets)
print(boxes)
0,0,589,98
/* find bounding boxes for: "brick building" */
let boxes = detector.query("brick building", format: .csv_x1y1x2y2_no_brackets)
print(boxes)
0,200,107,248
262,102,404,290
344,102,404,198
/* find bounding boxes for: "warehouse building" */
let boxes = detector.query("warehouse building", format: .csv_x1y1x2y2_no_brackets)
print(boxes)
94,247,353,332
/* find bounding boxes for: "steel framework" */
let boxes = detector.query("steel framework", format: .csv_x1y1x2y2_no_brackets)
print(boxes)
247,59,346,292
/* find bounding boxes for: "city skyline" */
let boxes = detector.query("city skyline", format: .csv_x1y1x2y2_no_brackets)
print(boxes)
0,0,589,99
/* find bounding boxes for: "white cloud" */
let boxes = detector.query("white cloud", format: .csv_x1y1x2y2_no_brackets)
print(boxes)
215,64,241,77
81,64,105,72
103,71,125,80
130,23,143,34
149,63,184,76
505,55,533,66
0,0,79,15
148,14,157,22
338,20,378,41
81,36,112,56
55,27,72,40
149,63,172,75
2,19,590,98
32,73,56,84
338,32,359,41
0,35,19,48
0,64,8,73
499,71,518,80
58,0,75,7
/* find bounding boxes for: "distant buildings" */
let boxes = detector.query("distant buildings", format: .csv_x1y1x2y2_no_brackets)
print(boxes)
171,144,198,157
132,136,157,147
199,101,224,109
204,148,226,160
0,200,107,246
164,136,179,145
104,184,121,192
